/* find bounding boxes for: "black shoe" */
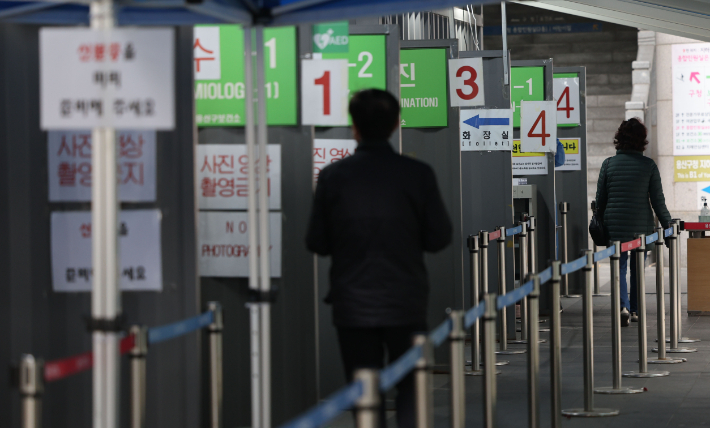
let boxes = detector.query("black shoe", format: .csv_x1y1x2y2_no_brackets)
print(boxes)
630,312,639,322
621,308,630,327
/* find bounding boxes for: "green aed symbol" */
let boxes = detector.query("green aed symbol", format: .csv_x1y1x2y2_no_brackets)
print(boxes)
312,21,349,54
511,66,544,128
399,48,448,128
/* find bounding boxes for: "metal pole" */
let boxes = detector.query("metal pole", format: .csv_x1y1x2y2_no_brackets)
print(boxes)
354,369,380,428
209,302,224,428
595,242,644,394
592,243,609,296
665,223,696,353
483,294,497,428
562,251,619,417
549,262,562,428
130,326,148,428
520,223,529,342
650,227,685,363
672,219,700,343
527,274,540,428
501,1,508,85
467,235,483,376
449,311,465,428
497,226,524,354
559,203,579,298
528,217,537,278
479,231,489,294
623,236,669,378
414,334,433,428
20,354,43,428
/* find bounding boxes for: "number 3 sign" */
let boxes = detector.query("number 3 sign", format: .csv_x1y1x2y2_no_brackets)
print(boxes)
301,59,349,126
448,58,485,107
520,100,557,153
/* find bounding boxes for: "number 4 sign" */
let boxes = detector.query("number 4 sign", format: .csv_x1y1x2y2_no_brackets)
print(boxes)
448,58,485,107
520,100,557,153
301,59,349,126
553,75,580,126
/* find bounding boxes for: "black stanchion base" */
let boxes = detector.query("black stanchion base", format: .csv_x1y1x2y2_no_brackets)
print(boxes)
465,369,501,376
656,347,696,353
658,337,701,343
593,293,611,297
496,349,526,354
594,386,644,394
561,408,620,417
647,357,686,364
508,339,546,344
562,294,582,298
467,360,509,366
622,370,669,378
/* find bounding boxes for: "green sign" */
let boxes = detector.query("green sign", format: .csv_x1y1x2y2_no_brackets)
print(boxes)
312,21,349,54
400,49,448,128
511,66,544,128
323,35,387,125
194,25,297,127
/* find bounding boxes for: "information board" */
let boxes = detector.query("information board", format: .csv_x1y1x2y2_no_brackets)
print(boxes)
198,211,281,277
40,28,175,130
194,25,298,126
671,43,710,156
196,144,281,210
51,209,162,292
553,73,581,127
313,139,357,182
511,66,544,128
675,155,710,181
400,49,448,127
459,109,513,151
554,138,581,171
48,130,156,202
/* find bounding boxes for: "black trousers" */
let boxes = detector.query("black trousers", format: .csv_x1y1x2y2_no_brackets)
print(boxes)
336,324,426,428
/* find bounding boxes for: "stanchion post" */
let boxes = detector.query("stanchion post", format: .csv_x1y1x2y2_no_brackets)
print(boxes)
467,235,483,375
479,231,489,294
664,223,696,353
496,226,524,354
19,354,43,428
483,294,498,428
414,334,433,428
354,369,380,428
449,311,465,428
520,222,529,342
130,326,148,428
549,262,562,428
672,218,700,343
562,250,619,417
528,217,537,275
623,237,669,378
592,242,609,297
208,302,224,428
527,273,540,428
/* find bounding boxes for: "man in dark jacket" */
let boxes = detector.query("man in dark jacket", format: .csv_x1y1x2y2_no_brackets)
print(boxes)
306,89,452,428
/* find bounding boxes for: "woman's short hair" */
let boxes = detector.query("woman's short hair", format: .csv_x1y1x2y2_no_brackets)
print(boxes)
613,118,648,151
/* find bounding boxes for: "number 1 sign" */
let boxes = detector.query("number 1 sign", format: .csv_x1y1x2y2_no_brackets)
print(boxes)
448,58,485,107
520,100,557,153
301,59,349,126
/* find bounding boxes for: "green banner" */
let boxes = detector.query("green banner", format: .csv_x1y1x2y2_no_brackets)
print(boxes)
194,25,297,127
400,49,448,128
511,66,544,128
312,21,349,54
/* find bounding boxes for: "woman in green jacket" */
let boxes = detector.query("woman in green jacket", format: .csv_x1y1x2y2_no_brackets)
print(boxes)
595,118,672,326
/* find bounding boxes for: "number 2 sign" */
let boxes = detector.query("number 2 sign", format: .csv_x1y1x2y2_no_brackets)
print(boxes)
520,100,557,153
301,59,349,126
448,58,485,107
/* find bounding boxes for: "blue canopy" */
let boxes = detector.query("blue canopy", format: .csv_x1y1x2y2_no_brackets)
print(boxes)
0,0,497,26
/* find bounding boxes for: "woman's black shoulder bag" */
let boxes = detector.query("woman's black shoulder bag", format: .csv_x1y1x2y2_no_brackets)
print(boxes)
589,159,608,246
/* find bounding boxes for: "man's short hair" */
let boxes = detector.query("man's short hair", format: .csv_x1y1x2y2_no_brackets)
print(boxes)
349,89,400,140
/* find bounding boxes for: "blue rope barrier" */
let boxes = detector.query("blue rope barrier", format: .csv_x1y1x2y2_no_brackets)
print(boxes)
277,381,363,428
148,311,214,345
646,232,658,245
497,280,534,310
539,266,553,285
593,245,616,263
561,255,587,275
664,227,673,238
379,345,422,392
464,301,486,329
506,225,523,236
428,318,452,348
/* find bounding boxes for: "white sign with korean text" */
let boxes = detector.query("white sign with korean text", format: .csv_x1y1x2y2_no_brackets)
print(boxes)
521,100,557,153
553,76,580,126
196,144,281,210
449,58,485,107
48,130,156,202
193,26,221,80
460,109,513,151
40,28,175,130
51,210,162,292
313,139,357,182
672,43,710,156
512,140,548,176
301,59,349,126
554,138,582,171
198,212,282,277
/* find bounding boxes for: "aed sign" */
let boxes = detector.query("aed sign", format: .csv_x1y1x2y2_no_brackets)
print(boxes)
554,138,581,171
553,74,580,126
520,100,557,153
511,66,544,128
459,109,513,151
194,25,298,126
400,48,448,127
312,21,349,54
40,28,175,130
301,59,349,126
448,58,485,107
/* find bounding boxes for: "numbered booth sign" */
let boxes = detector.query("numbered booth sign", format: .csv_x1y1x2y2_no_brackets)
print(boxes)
449,58,485,107
400,49,448,127
553,74,580,126
301,59,349,126
520,100,557,153
511,66,544,128
460,109,512,151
